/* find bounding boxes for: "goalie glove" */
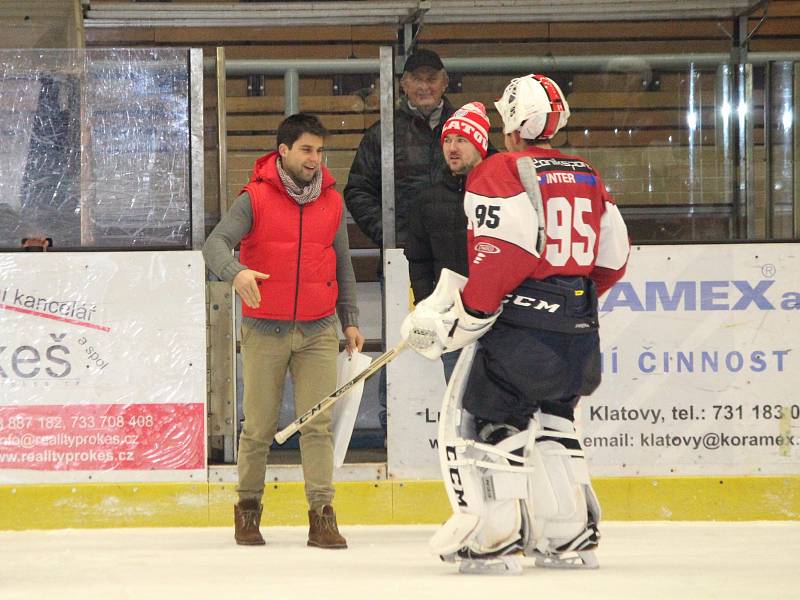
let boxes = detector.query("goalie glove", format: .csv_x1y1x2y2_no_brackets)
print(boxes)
400,269,500,360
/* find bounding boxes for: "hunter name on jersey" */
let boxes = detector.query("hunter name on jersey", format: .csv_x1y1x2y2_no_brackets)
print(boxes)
540,172,597,186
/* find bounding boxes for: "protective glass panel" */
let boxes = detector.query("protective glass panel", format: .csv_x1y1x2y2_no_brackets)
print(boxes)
554,66,740,242
452,62,796,243
0,48,191,250
767,61,797,239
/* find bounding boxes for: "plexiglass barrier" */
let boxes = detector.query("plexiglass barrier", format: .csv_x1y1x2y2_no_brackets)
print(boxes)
509,63,796,242
206,55,798,461
0,48,194,250
560,66,740,242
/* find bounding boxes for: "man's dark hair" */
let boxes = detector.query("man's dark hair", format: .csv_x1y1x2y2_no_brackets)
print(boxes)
276,113,328,149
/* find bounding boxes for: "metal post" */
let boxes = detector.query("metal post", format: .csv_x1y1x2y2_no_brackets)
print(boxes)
207,282,237,464
734,62,755,239
212,46,237,463
794,62,800,239
769,61,795,239
715,63,734,238
403,23,414,55
687,62,698,239
189,48,205,249
379,46,396,250
71,0,84,49
79,53,93,246
379,44,396,415
227,299,238,464
215,47,229,215
731,14,749,65
743,64,756,239
764,63,772,239
284,68,299,116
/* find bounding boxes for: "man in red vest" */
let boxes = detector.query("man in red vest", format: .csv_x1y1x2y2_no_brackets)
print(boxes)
203,113,364,549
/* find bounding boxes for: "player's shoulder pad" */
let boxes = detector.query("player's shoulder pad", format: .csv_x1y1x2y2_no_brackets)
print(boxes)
551,149,600,176
466,153,524,195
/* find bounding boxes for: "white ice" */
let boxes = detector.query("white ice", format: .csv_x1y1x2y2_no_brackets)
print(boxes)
2,522,798,600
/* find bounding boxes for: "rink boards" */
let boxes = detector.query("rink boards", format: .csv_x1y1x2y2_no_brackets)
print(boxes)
385,246,800,479
1,247,799,528
1,475,799,529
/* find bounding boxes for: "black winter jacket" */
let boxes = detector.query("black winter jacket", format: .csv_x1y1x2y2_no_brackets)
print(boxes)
406,166,469,304
344,96,457,247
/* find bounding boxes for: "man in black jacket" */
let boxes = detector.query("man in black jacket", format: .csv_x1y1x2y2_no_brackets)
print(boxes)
344,48,456,248
406,102,492,382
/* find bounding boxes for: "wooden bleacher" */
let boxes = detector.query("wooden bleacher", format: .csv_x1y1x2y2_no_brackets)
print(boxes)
209,82,765,223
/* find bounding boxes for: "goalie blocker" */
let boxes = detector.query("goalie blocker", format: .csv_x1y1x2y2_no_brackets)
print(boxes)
400,269,499,360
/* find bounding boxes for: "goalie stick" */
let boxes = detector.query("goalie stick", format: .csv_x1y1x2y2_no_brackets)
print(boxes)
274,340,408,444
516,156,546,255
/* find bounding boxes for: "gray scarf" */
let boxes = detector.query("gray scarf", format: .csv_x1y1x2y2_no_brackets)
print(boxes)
277,158,323,205
405,98,445,129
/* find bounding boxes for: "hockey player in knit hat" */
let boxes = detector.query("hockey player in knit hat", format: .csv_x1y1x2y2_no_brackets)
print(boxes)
402,75,630,573
406,102,494,384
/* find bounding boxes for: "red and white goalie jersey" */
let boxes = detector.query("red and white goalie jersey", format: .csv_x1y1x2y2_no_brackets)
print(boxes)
461,147,630,314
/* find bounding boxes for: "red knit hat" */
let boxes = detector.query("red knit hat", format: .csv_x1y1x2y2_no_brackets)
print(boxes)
441,102,490,157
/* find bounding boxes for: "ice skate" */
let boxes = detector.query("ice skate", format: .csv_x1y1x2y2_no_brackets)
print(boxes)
458,554,523,575
527,518,600,569
530,548,599,570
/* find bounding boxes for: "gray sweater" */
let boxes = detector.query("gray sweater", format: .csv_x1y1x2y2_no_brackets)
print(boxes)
203,192,359,337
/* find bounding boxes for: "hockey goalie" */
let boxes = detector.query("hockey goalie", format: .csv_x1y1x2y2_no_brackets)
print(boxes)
401,74,630,574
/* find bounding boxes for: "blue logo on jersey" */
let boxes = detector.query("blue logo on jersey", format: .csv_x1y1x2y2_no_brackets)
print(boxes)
538,173,596,186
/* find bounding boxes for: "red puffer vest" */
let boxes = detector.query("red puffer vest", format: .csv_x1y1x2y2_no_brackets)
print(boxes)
239,151,342,321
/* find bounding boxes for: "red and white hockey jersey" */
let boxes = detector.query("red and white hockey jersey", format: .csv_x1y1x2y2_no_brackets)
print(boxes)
461,146,630,314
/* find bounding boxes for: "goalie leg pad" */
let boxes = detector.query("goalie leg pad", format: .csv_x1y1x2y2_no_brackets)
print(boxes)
432,425,530,558
525,412,601,568
431,345,531,560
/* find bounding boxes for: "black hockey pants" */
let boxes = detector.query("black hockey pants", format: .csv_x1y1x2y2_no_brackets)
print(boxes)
462,277,601,425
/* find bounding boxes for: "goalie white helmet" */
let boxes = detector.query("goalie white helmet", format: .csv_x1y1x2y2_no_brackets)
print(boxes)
494,74,570,140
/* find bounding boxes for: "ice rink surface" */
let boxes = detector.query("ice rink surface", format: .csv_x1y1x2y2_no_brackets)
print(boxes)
2,522,798,600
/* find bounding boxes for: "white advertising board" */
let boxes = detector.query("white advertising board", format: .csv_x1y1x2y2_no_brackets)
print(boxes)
586,243,799,476
0,251,207,483
386,245,800,479
385,250,449,480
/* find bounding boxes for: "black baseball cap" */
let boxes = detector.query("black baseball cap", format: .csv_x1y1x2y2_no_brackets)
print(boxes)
402,49,445,74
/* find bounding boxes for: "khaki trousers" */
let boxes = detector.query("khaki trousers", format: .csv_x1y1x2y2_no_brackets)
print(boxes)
237,322,338,511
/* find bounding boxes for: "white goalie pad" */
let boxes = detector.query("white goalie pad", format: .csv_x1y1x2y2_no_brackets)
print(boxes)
401,269,499,360
430,343,531,558
525,413,601,567
430,352,601,569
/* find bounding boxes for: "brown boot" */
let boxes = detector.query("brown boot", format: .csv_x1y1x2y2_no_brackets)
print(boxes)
307,505,347,549
234,499,265,546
